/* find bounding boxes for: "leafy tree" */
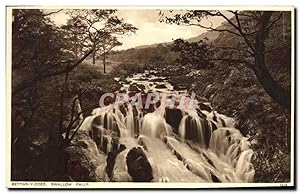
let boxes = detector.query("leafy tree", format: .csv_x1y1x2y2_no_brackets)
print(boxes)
160,10,291,110
11,9,134,181
109,43,178,71
171,38,213,68
64,9,137,72
61,16,87,59
95,34,122,73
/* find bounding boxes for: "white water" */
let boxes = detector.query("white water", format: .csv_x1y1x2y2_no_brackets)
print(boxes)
76,70,254,182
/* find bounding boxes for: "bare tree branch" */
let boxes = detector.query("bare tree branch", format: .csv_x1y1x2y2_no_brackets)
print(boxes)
43,9,64,17
218,11,256,53
182,23,241,37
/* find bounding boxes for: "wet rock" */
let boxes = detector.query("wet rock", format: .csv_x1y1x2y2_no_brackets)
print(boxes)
106,144,126,180
199,103,213,112
118,104,127,117
125,115,140,137
134,78,148,81
151,78,166,82
92,115,102,125
155,83,167,89
174,84,187,90
128,91,136,97
165,108,183,134
76,140,89,149
209,121,218,131
196,108,207,119
202,120,211,147
128,84,141,93
211,173,221,182
126,147,153,182
65,131,106,182
136,83,145,91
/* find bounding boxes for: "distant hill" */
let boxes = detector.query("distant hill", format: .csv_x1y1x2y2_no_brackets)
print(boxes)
134,42,169,49
133,28,220,50
186,30,220,43
109,25,224,65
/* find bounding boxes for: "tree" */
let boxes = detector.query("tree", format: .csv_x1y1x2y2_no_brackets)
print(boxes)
171,38,213,68
11,9,135,180
61,16,87,59
95,34,122,73
160,11,291,110
12,9,72,180
65,10,137,72
12,9,95,96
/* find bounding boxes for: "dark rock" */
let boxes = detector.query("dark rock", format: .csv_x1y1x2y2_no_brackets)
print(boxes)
65,131,106,182
118,105,127,117
165,108,183,134
220,117,226,127
211,173,221,182
202,153,215,168
174,84,187,90
128,91,136,97
136,83,145,91
77,141,89,149
102,136,108,154
134,78,148,81
106,144,126,180
155,83,167,89
199,103,213,112
151,78,166,82
93,115,102,125
202,119,211,147
210,121,218,131
128,84,141,93
196,108,207,119
126,147,153,182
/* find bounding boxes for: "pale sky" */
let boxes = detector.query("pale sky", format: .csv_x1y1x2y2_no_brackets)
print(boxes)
48,9,227,50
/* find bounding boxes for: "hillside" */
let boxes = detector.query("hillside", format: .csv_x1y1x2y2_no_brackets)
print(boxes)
132,27,220,50
186,29,219,43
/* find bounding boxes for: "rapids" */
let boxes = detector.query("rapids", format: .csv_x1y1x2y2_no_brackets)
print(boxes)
74,70,255,182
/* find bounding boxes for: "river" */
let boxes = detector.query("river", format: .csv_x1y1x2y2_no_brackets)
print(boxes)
69,70,255,182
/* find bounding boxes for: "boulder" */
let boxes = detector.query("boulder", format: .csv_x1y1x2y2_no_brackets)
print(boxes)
165,108,183,134
64,131,106,182
126,147,153,182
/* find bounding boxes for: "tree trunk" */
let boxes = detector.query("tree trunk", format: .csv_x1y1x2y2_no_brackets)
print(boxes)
253,11,291,110
92,43,96,65
92,50,96,65
252,61,291,110
103,52,106,74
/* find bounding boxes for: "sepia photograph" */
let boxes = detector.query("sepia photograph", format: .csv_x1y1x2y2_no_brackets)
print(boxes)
6,6,295,188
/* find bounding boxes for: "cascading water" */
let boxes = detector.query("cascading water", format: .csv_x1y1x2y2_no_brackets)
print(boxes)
72,70,255,182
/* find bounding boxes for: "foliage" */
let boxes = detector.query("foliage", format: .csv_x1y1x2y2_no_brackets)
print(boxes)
63,9,137,72
170,38,213,68
154,10,292,182
11,9,130,181
10,9,292,183
110,44,176,66
160,10,291,110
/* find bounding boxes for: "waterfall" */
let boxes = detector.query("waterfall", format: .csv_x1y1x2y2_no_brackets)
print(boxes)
140,107,172,138
72,70,255,183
